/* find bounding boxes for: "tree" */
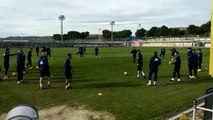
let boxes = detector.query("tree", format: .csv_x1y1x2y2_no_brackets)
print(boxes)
187,25,199,35
119,30,132,38
52,34,61,41
67,31,90,40
67,31,80,40
200,21,211,35
63,34,68,40
102,30,112,38
81,31,90,39
161,25,169,36
154,27,162,37
147,27,157,37
135,28,146,37
103,30,132,38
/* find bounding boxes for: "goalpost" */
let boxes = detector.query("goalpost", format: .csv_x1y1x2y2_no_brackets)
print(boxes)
209,0,213,77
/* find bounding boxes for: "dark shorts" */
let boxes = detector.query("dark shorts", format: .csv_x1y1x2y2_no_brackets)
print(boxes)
174,66,180,72
137,65,142,71
172,52,175,56
188,64,193,70
40,69,50,77
4,63,9,68
65,71,72,79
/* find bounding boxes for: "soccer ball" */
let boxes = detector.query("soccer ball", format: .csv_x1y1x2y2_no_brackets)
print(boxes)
12,72,17,76
36,66,39,69
124,72,128,76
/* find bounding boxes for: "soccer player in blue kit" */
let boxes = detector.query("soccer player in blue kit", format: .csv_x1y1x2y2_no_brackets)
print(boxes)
170,51,181,82
38,49,51,89
147,52,161,86
64,53,72,89
16,48,25,84
3,48,16,79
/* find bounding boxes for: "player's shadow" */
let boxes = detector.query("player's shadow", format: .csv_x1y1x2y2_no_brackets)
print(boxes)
163,77,213,86
74,79,99,83
75,82,143,89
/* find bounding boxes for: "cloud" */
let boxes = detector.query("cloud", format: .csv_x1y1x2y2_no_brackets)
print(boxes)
0,0,211,37
35,18,56,21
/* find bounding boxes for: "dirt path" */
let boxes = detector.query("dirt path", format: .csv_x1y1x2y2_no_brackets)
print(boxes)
1,105,116,120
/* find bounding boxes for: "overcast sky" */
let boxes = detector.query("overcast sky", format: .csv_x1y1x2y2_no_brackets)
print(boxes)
0,0,211,38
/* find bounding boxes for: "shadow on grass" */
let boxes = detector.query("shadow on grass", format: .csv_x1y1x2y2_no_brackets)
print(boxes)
74,82,143,89
161,76,213,86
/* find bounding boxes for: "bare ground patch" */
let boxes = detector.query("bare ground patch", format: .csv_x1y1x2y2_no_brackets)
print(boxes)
1,105,116,120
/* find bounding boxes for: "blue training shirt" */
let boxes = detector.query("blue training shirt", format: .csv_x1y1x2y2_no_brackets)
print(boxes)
149,55,161,70
38,56,49,70
64,58,71,72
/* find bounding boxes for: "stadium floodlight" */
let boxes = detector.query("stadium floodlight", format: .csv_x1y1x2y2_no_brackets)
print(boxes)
110,21,115,43
99,28,101,41
21,33,24,41
58,15,65,45
138,24,141,29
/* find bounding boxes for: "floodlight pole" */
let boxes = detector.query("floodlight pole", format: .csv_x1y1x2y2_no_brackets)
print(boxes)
110,21,115,45
138,24,141,29
58,15,65,45
99,28,101,41
21,34,24,41
61,19,63,44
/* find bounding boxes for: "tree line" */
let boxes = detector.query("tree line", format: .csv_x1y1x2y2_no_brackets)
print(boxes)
53,21,210,40
136,21,210,38
53,31,90,41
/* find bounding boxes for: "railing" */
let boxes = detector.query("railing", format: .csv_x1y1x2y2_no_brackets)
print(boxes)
192,92,213,120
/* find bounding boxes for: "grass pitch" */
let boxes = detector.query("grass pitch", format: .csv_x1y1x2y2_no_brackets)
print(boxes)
0,47,212,120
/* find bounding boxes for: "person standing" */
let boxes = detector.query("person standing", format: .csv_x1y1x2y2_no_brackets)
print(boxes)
22,50,26,74
95,47,100,58
46,47,52,58
38,49,51,89
192,49,198,78
160,47,166,58
16,48,25,84
41,46,46,52
131,47,137,63
147,52,161,86
187,47,194,80
136,50,146,78
83,46,86,54
64,53,72,89
36,47,39,57
171,47,176,58
170,51,181,82
3,48,16,79
26,48,33,69
79,46,84,58
197,49,203,72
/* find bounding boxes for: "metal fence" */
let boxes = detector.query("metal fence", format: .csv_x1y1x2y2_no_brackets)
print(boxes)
193,88,213,120
0,41,124,48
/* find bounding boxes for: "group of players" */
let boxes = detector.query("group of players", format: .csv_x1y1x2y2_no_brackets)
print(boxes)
2,45,101,90
2,46,202,88
2,47,72,90
131,47,203,86
76,46,100,58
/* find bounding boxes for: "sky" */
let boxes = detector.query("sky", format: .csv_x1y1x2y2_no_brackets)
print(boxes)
0,0,211,38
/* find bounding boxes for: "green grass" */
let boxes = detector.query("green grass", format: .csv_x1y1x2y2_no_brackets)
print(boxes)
0,47,212,120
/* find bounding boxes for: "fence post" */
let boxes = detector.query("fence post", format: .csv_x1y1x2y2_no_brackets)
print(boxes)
192,101,196,120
